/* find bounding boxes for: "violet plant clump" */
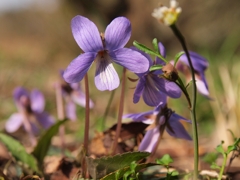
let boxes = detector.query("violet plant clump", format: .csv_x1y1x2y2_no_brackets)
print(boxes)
123,92,191,153
5,87,55,145
131,43,181,107
63,15,150,91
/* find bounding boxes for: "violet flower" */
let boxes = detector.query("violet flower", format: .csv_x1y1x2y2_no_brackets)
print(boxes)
123,93,191,153
133,43,181,106
60,71,94,121
176,51,210,98
5,87,55,134
64,15,149,91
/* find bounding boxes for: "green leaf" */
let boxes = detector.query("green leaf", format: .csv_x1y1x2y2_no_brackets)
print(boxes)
149,65,163,72
101,163,156,180
133,41,167,63
156,154,173,166
210,162,221,170
202,152,219,164
215,143,225,155
152,38,159,53
86,151,150,179
0,133,39,173
171,170,179,176
227,129,237,141
32,119,67,168
174,51,184,66
227,145,236,154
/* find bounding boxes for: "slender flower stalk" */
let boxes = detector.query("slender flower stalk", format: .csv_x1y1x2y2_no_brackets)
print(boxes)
170,24,199,179
55,82,66,153
81,73,90,178
83,73,90,154
111,68,126,155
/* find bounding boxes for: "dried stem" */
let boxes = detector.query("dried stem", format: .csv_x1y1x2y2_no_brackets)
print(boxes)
111,68,126,155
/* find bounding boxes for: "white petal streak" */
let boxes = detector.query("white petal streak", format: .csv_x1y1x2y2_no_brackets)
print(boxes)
95,57,119,91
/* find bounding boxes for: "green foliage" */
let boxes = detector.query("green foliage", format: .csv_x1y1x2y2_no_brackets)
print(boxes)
149,65,163,72
156,154,173,166
86,151,150,179
0,133,39,173
133,41,167,63
32,119,67,169
152,38,159,54
202,152,219,164
173,52,184,67
102,162,156,180
210,162,221,170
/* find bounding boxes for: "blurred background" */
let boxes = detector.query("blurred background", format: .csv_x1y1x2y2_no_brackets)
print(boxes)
0,0,240,150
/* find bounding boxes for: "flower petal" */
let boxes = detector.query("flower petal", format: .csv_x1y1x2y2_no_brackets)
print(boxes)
95,58,119,91
72,91,94,108
105,17,131,51
123,110,156,124
35,112,55,129
158,42,166,58
167,114,192,140
153,76,181,98
30,89,45,113
109,48,149,73
179,51,208,72
13,87,29,104
71,15,103,52
196,76,210,97
64,52,96,83
5,113,23,133
139,127,160,152
65,100,77,121
143,78,164,106
133,77,146,104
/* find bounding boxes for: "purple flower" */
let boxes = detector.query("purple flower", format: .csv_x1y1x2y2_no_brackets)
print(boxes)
63,15,149,91
5,87,55,134
176,51,210,98
60,71,94,121
133,43,181,106
123,93,191,153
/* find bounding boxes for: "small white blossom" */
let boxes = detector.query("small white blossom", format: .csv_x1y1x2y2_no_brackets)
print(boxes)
152,0,182,26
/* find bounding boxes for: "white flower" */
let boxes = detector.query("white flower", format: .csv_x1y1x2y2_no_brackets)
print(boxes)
152,0,182,26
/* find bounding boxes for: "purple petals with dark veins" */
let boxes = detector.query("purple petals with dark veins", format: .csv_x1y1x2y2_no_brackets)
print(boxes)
64,52,96,83
143,77,164,106
133,77,146,104
105,17,131,51
179,51,208,73
71,15,103,52
167,114,192,140
109,48,149,74
95,58,120,91
153,77,181,98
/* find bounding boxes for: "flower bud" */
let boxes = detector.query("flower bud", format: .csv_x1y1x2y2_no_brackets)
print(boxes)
152,0,182,26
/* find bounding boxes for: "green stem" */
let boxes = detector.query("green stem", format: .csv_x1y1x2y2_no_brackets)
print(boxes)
170,24,199,179
218,154,227,180
111,68,126,155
